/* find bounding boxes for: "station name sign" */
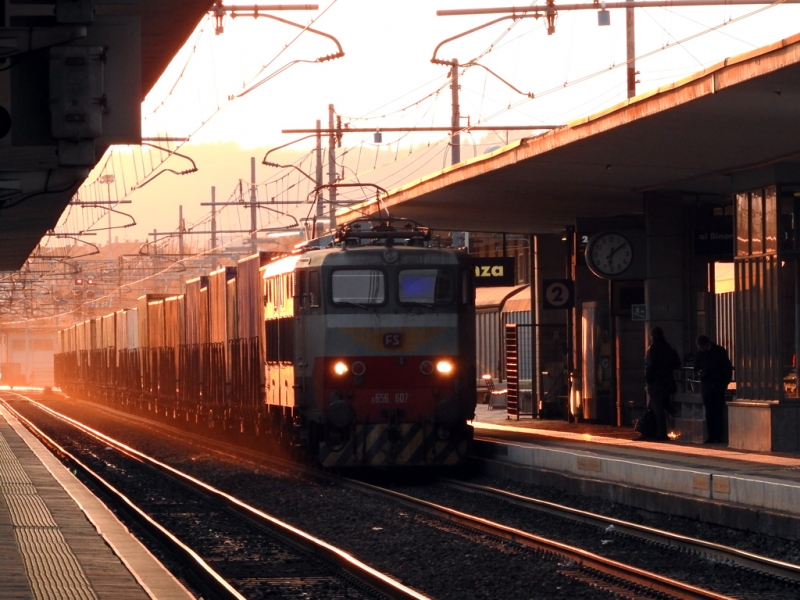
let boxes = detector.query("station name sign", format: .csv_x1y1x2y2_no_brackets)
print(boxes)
472,257,515,287
694,216,733,256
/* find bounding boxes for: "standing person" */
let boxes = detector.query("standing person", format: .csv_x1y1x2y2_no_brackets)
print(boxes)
694,335,733,444
641,326,681,441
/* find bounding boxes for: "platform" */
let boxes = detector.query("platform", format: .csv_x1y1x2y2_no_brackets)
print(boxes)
470,404,800,540
0,404,195,600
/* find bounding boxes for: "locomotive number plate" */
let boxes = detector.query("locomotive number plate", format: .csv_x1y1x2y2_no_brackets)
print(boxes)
371,392,409,404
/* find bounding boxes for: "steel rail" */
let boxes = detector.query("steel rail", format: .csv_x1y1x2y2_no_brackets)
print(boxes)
26,390,292,474
0,398,248,600
333,476,735,600
26,392,781,597
18,393,763,598
8,394,430,600
440,478,800,583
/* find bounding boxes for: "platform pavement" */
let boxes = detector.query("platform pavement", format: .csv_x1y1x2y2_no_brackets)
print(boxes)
469,403,800,539
0,403,195,600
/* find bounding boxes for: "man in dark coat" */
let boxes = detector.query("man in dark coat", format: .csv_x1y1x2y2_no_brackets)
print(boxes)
641,326,680,441
694,335,733,444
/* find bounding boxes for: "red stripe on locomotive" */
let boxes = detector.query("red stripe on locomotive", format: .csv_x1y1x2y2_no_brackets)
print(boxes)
318,355,462,422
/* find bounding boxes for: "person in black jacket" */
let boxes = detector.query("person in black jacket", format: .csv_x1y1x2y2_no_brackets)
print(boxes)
694,335,733,444
641,326,681,441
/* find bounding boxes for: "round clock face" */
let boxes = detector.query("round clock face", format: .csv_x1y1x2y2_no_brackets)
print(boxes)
587,232,633,277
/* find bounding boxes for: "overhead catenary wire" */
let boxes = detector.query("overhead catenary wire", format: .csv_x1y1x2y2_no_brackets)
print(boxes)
309,0,794,219
237,0,342,95
641,8,704,67
450,0,792,131
10,0,797,322
657,5,759,47
70,0,341,224
8,3,344,319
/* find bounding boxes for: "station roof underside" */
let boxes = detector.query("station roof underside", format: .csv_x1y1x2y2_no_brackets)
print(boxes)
0,0,212,272
341,33,800,235
141,1,215,98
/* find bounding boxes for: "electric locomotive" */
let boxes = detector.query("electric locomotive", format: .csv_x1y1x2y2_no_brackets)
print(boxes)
264,218,477,467
54,218,477,469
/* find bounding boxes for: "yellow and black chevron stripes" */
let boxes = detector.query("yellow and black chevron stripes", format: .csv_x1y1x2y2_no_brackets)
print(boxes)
320,423,470,467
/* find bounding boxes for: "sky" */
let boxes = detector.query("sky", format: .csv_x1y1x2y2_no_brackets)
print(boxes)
58,0,800,246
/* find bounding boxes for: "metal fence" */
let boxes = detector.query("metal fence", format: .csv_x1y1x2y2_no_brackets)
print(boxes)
504,322,569,419
716,291,735,367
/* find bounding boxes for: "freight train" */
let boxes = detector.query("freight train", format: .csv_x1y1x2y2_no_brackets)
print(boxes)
55,218,477,467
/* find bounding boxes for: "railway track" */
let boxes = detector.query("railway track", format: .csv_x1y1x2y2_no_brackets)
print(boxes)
438,478,800,583
12,390,800,600
343,475,800,599
331,476,737,600
0,393,427,600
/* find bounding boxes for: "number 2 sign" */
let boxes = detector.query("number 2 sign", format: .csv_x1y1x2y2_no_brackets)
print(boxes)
542,279,575,310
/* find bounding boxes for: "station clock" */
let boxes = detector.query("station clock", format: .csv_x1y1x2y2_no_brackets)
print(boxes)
585,231,634,278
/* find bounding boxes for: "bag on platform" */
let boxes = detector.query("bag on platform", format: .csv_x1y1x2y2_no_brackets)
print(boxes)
634,407,657,438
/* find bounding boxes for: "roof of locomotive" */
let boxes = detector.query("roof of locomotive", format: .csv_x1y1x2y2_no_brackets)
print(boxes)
262,244,469,278
301,244,468,268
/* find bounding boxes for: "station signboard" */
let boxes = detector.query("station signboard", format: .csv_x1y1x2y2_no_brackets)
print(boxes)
473,257,515,287
694,216,733,256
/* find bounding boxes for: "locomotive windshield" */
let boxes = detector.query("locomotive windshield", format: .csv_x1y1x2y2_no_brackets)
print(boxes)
332,269,385,304
398,269,452,304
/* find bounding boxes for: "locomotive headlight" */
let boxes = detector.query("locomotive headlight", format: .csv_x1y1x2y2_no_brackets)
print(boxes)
436,360,453,374
334,362,349,376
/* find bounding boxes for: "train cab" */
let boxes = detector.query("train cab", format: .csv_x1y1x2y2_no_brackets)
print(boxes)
263,219,477,467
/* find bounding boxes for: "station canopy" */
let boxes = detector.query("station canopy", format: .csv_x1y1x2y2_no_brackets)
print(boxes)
0,0,213,271
340,33,800,234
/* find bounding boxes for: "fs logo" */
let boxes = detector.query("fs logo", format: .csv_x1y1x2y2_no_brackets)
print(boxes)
472,257,515,287
383,332,402,347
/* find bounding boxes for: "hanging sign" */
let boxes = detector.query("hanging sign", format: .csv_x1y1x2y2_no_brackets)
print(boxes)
473,257,515,287
543,279,574,310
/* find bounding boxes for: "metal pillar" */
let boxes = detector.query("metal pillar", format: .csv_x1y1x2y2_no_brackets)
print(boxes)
178,205,184,257
609,280,621,426
567,226,578,421
250,156,258,251
531,234,541,417
328,104,337,229
211,186,218,250
315,119,324,237
118,255,123,307
626,0,636,98
794,197,800,393
450,59,460,165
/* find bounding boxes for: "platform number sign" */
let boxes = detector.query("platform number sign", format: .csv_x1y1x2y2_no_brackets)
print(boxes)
543,279,574,310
